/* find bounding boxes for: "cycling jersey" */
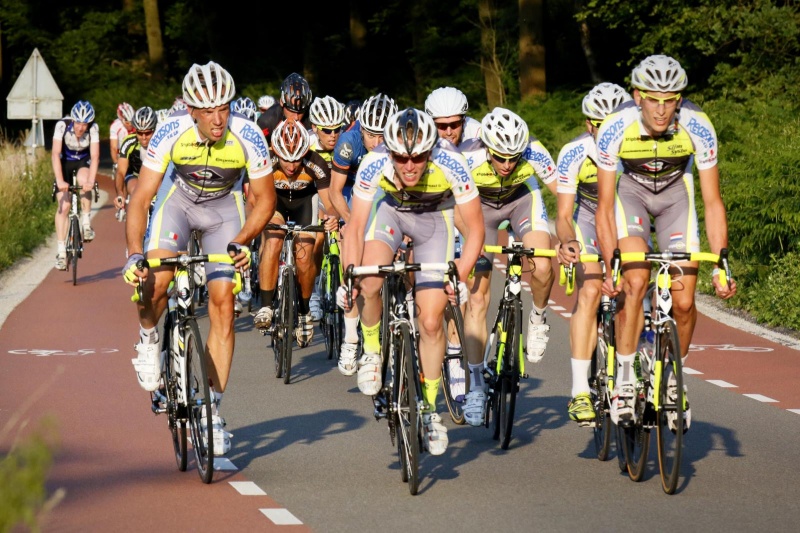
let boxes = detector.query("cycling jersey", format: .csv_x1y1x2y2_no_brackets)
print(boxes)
596,99,717,193
143,109,273,203
53,119,100,161
256,106,311,143
556,131,600,213
331,121,367,184
353,140,478,213
461,116,482,142
272,149,331,200
119,133,144,177
110,118,132,145
309,136,334,167
460,137,556,208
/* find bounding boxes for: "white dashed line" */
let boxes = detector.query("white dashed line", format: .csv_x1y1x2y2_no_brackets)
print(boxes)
548,299,556,305
561,313,572,318
260,509,303,525
787,409,800,415
550,306,566,311
229,481,266,496
706,380,738,388
743,394,778,403
213,458,238,471
683,367,704,375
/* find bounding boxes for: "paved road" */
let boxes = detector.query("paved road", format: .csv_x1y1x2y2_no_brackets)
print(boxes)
2,175,799,531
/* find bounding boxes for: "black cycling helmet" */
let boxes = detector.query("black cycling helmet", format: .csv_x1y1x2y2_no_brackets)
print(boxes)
280,73,312,113
344,99,362,124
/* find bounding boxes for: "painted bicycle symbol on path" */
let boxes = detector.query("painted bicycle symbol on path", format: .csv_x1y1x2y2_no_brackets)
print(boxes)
689,344,773,353
7,348,120,357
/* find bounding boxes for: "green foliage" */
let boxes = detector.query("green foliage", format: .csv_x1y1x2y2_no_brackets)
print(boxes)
740,252,800,330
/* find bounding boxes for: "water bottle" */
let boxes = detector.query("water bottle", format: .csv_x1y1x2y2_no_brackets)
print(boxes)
637,329,655,379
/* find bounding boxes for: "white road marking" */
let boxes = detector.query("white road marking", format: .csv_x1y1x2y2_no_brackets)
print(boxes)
743,394,778,403
260,509,303,525
683,367,703,375
706,380,738,388
213,458,238,471
550,306,566,311
229,481,266,495
787,409,800,415
561,313,572,318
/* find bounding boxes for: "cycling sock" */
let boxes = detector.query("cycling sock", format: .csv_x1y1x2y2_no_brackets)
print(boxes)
617,353,635,384
260,289,274,307
446,341,461,354
139,325,158,345
422,376,441,411
361,321,381,354
299,297,310,315
469,363,485,391
571,358,592,397
530,304,547,324
82,213,91,226
57,241,66,253
344,316,360,344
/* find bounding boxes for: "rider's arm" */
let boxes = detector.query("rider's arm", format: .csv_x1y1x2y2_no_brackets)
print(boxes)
342,195,370,270
555,192,579,263
126,165,163,256
329,167,351,223
115,157,130,199
88,127,100,185
232,172,276,247
698,167,727,254
51,139,65,188
109,138,119,165
455,195,485,282
595,166,618,272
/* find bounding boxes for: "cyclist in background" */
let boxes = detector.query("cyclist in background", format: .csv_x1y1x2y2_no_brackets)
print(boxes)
343,108,485,455
257,73,313,142
329,94,397,376
555,83,631,424
595,55,737,431
52,100,100,269
257,95,276,119
232,96,258,122
424,86,481,146
343,99,362,130
458,107,558,426
110,102,135,171
114,106,157,222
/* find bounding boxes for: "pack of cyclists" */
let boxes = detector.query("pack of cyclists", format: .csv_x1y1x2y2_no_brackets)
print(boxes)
50,54,736,460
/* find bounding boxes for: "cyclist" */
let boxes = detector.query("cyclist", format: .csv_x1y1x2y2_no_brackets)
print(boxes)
232,96,257,122
252,119,334,346
595,55,737,431
257,72,313,142
123,61,276,455
110,102,135,171
555,83,632,424
329,93,397,376
155,108,170,125
343,99,361,129
52,100,100,269
458,107,558,426
343,108,485,455
424,86,481,146
257,95,276,118
114,106,157,222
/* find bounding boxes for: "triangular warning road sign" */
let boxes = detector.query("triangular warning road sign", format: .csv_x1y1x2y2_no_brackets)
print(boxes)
6,48,64,120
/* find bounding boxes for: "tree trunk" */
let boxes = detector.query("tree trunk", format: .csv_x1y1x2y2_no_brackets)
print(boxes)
518,0,546,99
479,0,505,108
579,20,601,83
350,0,367,50
142,0,165,80
122,0,138,35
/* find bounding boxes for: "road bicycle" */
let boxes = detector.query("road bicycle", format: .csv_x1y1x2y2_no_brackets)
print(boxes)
481,242,556,450
134,252,240,484
611,248,731,494
264,221,325,384
239,234,260,314
345,260,462,495
318,225,344,362
51,179,99,285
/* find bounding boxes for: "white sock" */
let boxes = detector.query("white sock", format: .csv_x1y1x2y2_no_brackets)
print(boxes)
469,363,485,391
344,316,359,344
139,325,158,345
82,213,91,226
530,304,546,325
617,353,635,384
571,358,592,397
57,241,66,253
447,341,461,354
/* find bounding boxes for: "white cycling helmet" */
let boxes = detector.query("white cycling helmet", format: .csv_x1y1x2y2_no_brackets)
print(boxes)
155,108,170,124
424,86,469,118
309,96,345,127
630,55,687,93
359,94,397,134
133,106,157,131
272,119,311,161
117,102,135,122
480,107,529,156
582,82,632,120
258,95,276,110
171,98,187,112
71,100,95,123
383,108,438,156
231,96,257,120
181,61,236,109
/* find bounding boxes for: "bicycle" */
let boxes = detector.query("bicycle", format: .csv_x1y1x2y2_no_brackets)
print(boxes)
51,179,98,285
611,248,731,494
344,260,462,495
264,221,325,384
481,242,556,449
318,225,344,362
133,251,240,484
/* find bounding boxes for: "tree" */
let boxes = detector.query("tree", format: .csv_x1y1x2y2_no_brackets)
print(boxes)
143,0,165,80
518,0,545,99
479,0,505,107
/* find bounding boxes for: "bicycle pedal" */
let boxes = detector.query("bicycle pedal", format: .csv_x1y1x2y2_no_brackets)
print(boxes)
522,373,530,379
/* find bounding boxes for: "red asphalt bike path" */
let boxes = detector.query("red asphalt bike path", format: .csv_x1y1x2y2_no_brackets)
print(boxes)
0,176,309,532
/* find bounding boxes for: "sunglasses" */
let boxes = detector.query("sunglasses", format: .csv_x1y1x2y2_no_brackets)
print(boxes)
318,125,343,134
136,130,155,135
589,119,603,129
391,151,429,164
435,119,463,131
488,148,522,164
639,91,681,106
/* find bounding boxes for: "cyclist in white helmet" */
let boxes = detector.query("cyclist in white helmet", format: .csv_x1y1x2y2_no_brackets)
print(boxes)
595,55,736,432
458,107,559,427
123,61,276,456
231,96,257,121
555,82,631,424
343,108,485,456
110,102,135,171
114,106,158,222
257,95,276,118
424,86,481,146
52,100,101,268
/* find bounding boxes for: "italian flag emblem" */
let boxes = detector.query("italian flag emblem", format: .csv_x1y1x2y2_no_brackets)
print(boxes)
165,231,178,240
382,225,395,236
630,216,642,224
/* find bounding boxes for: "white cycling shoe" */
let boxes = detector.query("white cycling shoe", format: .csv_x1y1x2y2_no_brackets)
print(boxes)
200,412,232,456
463,389,487,427
422,412,448,455
131,343,163,392
526,311,550,363
338,342,359,376
357,352,382,395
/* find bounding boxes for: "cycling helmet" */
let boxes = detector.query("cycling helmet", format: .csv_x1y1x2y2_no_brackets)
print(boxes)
117,102,135,122
280,73,312,113
383,108,438,156
133,106,157,131
480,107,529,156
231,96,257,120
344,99,362,124
181,61,236,109
71,100,95,123
155,108,170,124
257,95,276,110
271,119,311,161
424,87,469,118
359,94,397,134
582,82,632,120
630,55,687,93
171,98,187,112
309,96,345,127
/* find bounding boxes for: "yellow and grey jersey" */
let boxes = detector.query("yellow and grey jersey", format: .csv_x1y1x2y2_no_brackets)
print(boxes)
556,131,600,211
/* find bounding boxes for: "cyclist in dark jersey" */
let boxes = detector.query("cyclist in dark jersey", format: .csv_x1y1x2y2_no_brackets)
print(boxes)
114,106,157,221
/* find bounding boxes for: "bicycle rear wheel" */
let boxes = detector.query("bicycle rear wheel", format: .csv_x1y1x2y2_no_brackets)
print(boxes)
656,318,683,494
591,335,612,461
441,302,470,425
185,319,214,483
162,314,187,471
396,323,420,495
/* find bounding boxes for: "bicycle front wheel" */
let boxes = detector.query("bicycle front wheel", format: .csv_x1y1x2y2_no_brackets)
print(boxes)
621,401,650,482
162,315,187,471
185,319,214,483
441,302,470,425
396,323,420,495
70,217,81,285
492,302,519,449
656,318,683,494
591,335,612,461
282,271,296,384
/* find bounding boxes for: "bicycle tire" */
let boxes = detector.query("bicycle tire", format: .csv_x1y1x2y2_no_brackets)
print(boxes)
272,269,288,379
396,322,420,495
441,302,470,425
498,301,521,450
656,318,683,494
591,334,612,461
282,270,296,384
162,313,187,471
328,256,343,362
70,217,81,285
621,400,650,482
185,318,214,483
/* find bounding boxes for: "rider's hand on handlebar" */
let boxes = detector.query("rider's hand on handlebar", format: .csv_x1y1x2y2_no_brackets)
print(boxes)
601,276,620,298
227,242,251,269
56,180,69,193
558,240,580,266
322,215,339,232
712,270,737,300
337,285,358,311
123,253,147,286
114,195,125,209
445,280,469,306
